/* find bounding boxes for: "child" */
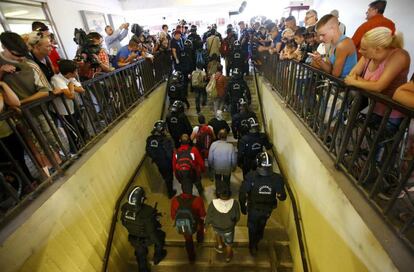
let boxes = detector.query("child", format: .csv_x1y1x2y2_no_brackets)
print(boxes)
51,59,85,153
205,188,240,262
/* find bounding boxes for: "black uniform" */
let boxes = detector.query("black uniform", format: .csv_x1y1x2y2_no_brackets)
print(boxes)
237,132,272,176
121,203,166,272
232,111,257,139
170,37,185,71
239,170,286,251
208,117,231,137
187,32,203,70
229,46,247,73
225,78,251,116
146,134,175,197
167,77,190,109
166,111,192,148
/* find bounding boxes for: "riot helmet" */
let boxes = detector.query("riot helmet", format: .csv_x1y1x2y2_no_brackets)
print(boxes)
184,39,192,48
171,70,183,83
232,68,242,79
190,25,197,33
153,120,166,134
128,186,146,206
256,151,273,176
248,117,259,132
171,100,184,113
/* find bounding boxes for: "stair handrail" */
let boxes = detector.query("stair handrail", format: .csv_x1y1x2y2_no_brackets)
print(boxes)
253,67,310,272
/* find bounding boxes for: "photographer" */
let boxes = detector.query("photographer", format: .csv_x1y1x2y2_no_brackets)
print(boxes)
105,23,129,56
77,32,112,81
114,38,142,68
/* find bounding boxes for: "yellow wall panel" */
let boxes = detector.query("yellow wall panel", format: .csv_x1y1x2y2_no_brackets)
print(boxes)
0,84,166,272
258,78,397,272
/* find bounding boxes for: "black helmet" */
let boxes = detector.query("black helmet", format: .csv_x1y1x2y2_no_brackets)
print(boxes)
248,117,259,131
232,68,242,79
128,186,146,206
184,39,192,48
171,70,183,82
153,120,166,133
190,25,197,32
238,98,248,106
256,152,273,176
171,100,184,113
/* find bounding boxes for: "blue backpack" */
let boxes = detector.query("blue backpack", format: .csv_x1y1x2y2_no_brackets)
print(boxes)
175,196,196,235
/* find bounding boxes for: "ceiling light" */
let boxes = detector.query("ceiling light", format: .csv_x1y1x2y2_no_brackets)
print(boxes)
4,10,29,17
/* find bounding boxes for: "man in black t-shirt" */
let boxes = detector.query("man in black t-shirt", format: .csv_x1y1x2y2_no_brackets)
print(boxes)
170,30,185,72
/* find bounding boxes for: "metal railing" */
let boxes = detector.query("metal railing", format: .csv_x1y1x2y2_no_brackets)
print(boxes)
0,56,170,227
258,53,414,251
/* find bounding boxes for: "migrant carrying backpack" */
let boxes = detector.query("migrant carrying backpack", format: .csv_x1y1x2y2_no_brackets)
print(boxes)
220,38,230,57
196,125,213,159
175,196,196,235
175,148,196,180
195,49,205,67
191,70,205,88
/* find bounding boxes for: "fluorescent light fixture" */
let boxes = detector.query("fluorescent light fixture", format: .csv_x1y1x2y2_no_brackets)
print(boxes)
5,10,29,17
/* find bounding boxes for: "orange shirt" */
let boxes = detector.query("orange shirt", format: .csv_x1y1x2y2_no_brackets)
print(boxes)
352,14,396,59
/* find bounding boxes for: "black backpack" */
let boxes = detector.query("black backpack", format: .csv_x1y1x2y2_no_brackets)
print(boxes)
175,196,196,235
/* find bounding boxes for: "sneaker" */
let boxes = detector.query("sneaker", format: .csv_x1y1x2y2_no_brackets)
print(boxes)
225,255,233,263
214,245,224,253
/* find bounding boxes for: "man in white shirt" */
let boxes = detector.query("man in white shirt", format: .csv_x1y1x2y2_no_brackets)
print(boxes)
105,23,129,56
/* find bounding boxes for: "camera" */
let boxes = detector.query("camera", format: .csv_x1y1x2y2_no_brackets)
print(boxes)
73,28,101,68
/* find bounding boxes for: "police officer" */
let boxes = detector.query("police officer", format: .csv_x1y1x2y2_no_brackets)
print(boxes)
166,100,193,148
167,71,190,109
237,118,272,177
231,98,257,139
225,68,251,116
121,186,167,271
229,40,247,74
187,25,203,71
146,120,176,198
239,152,286,255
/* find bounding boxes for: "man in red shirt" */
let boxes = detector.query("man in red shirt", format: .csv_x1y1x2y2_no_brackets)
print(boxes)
170,180,206,262
352,0,396,59
172,134,205,195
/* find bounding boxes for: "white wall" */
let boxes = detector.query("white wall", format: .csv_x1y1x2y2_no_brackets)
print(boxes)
46,0,123,58
312,0,414,75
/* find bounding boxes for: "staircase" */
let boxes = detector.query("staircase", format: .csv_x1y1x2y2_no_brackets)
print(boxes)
128,75,293,271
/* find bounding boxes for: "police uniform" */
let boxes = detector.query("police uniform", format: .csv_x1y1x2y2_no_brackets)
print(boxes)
166,111,193,148
237,132,272,177
167,73,190,109
121,199,166,271
232,110,257,139
239,168,286,253
225,78,251,116
146,133,175,197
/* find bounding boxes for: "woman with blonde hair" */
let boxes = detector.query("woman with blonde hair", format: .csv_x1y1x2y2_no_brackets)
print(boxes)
345,26,410,123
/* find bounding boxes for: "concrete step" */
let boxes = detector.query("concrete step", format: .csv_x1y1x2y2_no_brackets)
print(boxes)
129,242,273,272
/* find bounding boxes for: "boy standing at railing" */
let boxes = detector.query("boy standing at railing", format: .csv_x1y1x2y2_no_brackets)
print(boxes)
50,60,84,153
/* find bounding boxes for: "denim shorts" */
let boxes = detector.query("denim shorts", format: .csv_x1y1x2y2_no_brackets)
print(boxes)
213,228,235,245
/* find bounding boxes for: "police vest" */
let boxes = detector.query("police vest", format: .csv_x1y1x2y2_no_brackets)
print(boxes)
249,173,277,211
146,135,165,160
121,204,149,238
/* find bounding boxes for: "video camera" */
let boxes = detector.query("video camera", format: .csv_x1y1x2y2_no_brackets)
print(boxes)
73,28,101,68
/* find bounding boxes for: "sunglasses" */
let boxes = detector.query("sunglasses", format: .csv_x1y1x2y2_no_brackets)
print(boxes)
10,50,25,58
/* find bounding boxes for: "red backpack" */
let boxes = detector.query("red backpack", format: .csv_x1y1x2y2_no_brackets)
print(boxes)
196,125,214,159
175,148,196,180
